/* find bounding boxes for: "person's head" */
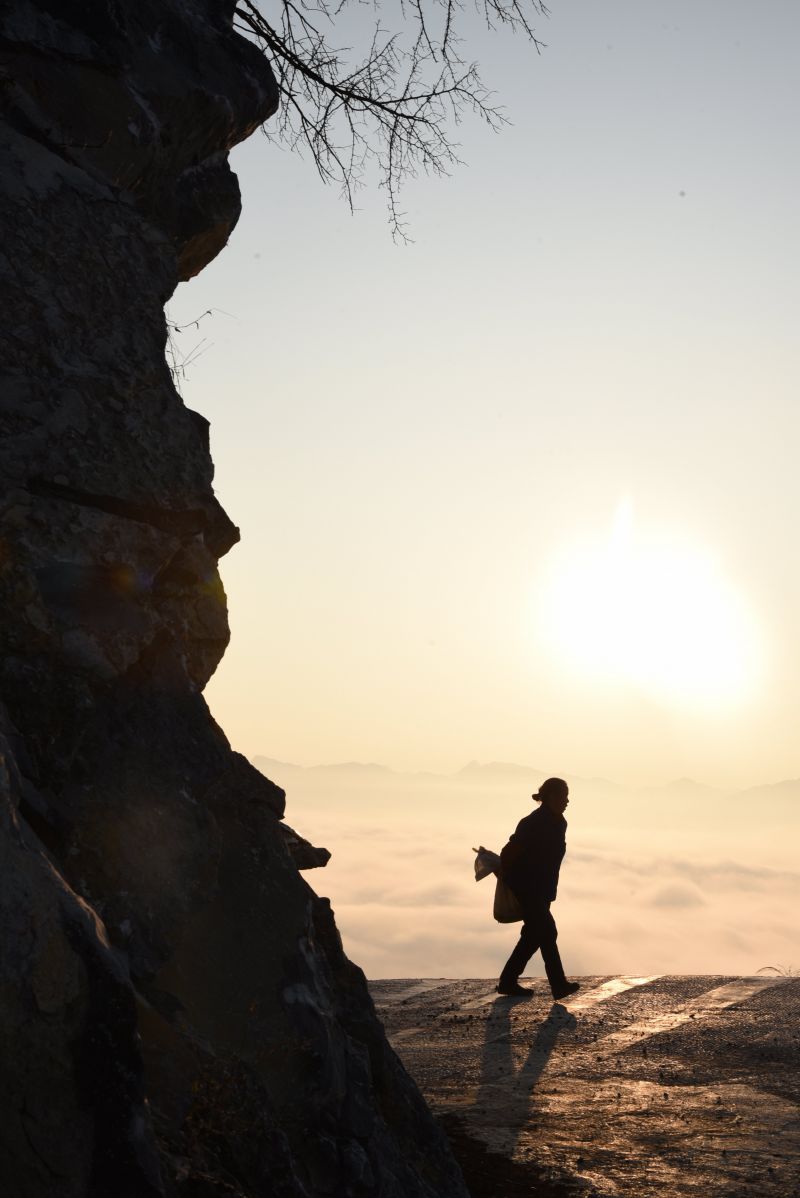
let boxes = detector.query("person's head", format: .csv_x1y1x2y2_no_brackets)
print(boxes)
533,776,569,816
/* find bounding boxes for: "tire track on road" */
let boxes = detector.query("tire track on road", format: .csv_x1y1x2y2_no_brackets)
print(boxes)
595,976,788,1057
461,974,660,1012
386,976,663,1043
372,979,454,1008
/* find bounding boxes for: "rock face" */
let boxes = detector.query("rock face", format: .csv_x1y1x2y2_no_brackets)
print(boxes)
0,4,468,1196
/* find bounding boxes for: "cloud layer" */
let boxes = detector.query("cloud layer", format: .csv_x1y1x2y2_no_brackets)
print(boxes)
261,763,800,979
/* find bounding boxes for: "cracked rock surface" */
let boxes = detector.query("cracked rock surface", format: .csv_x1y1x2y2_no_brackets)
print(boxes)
0,3,467,1195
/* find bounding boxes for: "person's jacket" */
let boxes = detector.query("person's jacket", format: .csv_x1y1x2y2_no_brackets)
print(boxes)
500,804,566,903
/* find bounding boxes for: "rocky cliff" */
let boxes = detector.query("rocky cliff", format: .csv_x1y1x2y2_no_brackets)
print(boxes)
0,4,468,1195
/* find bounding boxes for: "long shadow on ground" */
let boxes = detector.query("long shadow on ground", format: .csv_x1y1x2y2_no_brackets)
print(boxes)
441,996,586,1197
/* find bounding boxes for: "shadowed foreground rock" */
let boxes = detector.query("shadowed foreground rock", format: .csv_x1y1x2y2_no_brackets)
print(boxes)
0,4,467,1195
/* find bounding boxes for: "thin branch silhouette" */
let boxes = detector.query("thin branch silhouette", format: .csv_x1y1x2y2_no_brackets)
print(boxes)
234,0,549,237
165,309,219,392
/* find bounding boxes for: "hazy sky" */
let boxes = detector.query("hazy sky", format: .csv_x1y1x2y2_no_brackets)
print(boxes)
172,0,799,789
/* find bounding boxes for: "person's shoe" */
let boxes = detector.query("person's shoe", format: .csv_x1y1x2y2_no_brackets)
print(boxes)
496,980,532,996
551,981,580,1001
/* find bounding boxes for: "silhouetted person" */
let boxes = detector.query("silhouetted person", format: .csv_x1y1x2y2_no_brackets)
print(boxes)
496,777,580,1000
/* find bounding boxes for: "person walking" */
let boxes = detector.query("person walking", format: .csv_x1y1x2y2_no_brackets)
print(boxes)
496,777,580,1000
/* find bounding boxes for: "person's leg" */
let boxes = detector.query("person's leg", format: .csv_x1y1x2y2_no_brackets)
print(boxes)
536,907,568,996
498,920,539,986
499,900,579,998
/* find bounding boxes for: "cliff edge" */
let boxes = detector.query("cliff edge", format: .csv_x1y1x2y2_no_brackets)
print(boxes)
0,3,467,1195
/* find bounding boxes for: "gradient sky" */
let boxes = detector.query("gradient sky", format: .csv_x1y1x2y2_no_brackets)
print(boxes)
171,0,799,789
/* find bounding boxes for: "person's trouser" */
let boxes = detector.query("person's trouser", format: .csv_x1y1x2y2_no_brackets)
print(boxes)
499,899,567,996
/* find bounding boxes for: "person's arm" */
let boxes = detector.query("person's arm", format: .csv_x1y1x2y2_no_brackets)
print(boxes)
501,815,538,876
500,838,523,875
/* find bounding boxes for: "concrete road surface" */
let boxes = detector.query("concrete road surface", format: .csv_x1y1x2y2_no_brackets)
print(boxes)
370,975,800,1197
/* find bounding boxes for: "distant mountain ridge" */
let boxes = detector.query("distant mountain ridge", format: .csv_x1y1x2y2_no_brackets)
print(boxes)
456,760,543,780
251,756,800,802
253,756,394,777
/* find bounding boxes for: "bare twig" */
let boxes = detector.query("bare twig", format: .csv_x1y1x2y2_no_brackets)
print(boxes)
165,309,219,392
234,0,548,238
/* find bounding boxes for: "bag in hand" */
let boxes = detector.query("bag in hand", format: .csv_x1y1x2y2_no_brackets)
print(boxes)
472,847,523,923
492,876,523,923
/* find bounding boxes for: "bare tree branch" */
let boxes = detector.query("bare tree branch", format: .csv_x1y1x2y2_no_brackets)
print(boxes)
234,0,549,238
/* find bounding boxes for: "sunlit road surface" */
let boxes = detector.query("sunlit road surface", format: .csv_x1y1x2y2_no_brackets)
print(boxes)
370,976,800,1197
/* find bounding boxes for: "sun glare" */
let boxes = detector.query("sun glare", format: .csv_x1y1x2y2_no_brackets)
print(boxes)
539,499,762,710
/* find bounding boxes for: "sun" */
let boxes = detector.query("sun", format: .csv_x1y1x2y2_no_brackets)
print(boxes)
539,499,762,710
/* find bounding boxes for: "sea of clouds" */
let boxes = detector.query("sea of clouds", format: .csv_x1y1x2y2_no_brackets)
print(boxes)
255,759,800,980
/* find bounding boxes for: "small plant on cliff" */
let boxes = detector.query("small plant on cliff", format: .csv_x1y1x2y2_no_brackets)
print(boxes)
165,309,215,393
235,0,549,238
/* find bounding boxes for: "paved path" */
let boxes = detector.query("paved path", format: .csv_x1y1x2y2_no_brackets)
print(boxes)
370,976,800,1197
